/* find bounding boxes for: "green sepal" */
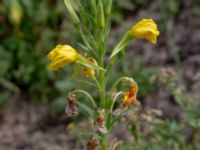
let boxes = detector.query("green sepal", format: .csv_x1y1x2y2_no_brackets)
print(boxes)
77,54,105,71
78,43,97,60
109,32,133,59
72,63,80,78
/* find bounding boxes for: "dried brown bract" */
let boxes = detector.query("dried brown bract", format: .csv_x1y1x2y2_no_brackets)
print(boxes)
65,94,79,117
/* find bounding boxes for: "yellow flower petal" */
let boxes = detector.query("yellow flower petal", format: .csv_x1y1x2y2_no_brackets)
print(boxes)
129,19,160,44
47,44,79,71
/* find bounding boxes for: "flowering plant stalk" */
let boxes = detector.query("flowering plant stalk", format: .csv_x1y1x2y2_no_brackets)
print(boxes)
47,0,159,149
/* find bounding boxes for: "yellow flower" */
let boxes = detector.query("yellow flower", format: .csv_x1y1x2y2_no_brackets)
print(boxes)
123,83,138,107
129,19,160,44
47,45,79,70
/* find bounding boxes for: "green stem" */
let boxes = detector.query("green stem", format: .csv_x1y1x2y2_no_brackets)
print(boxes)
98,27,107,150
99,56,106,109
71,90,97,108
96,2,109,148
101,134,107,150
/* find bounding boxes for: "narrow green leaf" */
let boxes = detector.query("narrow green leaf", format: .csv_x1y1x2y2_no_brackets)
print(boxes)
77,54,105,71
78,43,97,59
72,63,80,78
109,32,133,59
78,102,95,117
0,77,20,93
130,123,138,141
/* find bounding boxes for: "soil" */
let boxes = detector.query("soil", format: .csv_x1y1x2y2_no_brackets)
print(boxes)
0,96,75,150
0,0,200,149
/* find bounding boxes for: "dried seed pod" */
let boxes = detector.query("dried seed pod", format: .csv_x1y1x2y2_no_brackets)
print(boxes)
87,137,99,150
65,94,78,117
94,111,107,134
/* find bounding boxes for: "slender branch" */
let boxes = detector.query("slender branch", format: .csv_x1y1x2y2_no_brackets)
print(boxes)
110,76,134,93
110,92,123,112
72,89,97,108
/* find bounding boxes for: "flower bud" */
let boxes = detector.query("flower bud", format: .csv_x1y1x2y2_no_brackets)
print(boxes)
97,0,105,28
82,68,95,78
105,0,112,15
82,56,95,78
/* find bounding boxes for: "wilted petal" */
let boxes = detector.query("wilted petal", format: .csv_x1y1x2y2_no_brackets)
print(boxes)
123,82,138,107
94,112,107,134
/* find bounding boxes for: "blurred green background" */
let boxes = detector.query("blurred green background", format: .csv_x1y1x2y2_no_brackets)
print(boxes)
0,0,200,149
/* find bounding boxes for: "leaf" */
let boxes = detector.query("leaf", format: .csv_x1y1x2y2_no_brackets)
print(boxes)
192,7,200,16
49,97,66,116
0,77,20,93
106,113,113,130
78,102,95,117
78,43,97,59
109,33,132,59
130,123,138,141
77,54,105,71
0,92,11,107
72,63,80,78
80,132,103,140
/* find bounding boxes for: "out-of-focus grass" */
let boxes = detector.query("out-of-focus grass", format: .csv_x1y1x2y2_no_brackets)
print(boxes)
0,1,200,148
0,0,79,105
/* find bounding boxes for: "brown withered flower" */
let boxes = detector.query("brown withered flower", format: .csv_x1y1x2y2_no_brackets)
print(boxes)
82,55,95,78
94,111,107,134
86,137,99,150
123,83,138,107
65,94,78,117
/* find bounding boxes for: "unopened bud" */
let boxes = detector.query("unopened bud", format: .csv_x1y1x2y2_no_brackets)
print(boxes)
105,0,112,15
97,0,105,28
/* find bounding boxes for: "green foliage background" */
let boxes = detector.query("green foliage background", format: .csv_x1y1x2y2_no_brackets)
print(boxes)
0,0,78,105
0,0,200,149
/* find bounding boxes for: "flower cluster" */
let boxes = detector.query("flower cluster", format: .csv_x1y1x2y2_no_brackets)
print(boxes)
47,1,160,148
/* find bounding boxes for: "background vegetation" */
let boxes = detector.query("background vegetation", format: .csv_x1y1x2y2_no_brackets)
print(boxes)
0,0,200,149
